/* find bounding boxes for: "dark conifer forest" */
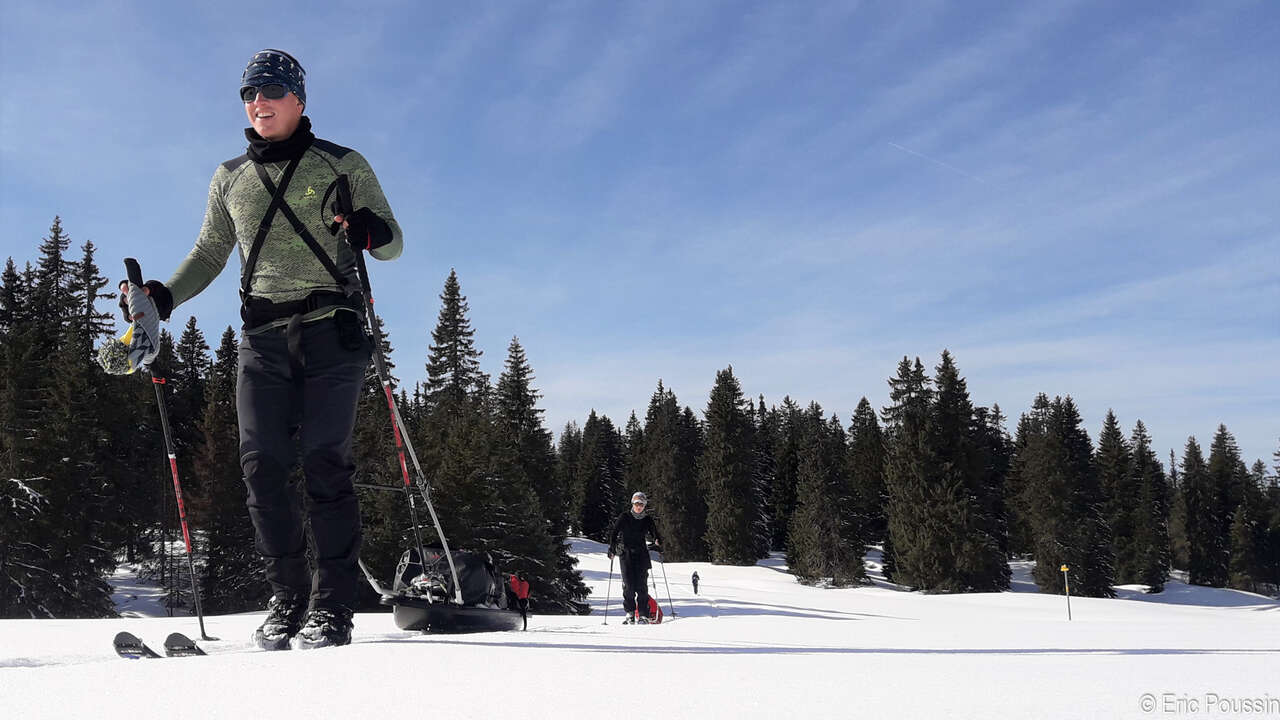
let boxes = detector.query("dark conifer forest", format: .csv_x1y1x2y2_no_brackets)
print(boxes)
3,219,1278,618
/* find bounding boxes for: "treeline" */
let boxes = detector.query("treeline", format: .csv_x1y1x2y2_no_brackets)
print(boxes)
1,219,589,618
2,219,1278,619
570,358,1279,599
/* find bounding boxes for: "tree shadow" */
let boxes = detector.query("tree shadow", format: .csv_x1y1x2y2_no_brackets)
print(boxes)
1114,582,1280,610
585,595,913,622
372,635,1280,658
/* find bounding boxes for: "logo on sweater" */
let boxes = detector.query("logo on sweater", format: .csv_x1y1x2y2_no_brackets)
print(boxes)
303,186,316,198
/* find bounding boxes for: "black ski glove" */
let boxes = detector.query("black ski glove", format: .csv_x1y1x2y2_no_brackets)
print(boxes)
116,280,173,322
342,207,392,252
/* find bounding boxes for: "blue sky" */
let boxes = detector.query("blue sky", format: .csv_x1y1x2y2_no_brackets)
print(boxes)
2,0,1276,466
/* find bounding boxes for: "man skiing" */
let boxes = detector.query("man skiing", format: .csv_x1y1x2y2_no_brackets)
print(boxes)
692,570,699,595
121,49,402,649
607,492,662,624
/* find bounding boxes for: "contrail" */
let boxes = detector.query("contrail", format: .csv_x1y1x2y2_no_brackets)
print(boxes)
888,141,986,184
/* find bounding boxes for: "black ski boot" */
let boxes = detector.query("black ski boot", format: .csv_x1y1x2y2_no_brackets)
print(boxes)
292,605,354,650
253,594,307,650
622,614,634,625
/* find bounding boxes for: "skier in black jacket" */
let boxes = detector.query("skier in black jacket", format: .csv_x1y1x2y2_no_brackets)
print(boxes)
608,491,662,624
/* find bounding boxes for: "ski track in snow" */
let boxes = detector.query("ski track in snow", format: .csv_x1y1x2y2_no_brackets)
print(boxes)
1,539,1277,719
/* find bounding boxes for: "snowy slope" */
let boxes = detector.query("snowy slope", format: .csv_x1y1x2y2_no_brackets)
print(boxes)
2,540,1277,720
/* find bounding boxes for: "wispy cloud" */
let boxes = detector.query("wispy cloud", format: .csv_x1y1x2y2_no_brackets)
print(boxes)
3,0,1277,465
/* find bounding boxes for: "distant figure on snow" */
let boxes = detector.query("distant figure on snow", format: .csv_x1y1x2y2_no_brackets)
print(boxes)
608,491,662,624
692,571,700,595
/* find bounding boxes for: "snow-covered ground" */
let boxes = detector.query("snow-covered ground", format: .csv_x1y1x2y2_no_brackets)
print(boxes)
2,540,1277,719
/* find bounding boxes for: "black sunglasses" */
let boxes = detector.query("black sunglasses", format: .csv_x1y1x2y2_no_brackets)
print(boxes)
240,83,289,103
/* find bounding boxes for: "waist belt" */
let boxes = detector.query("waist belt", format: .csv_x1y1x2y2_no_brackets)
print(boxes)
241,291,359,327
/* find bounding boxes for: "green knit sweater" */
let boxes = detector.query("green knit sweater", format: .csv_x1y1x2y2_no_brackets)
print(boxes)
166,128,402,332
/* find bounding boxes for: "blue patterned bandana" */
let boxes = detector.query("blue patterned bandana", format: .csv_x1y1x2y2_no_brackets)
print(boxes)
242,49,306,106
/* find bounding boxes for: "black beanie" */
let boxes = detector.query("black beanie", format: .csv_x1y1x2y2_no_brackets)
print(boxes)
242,49,306,106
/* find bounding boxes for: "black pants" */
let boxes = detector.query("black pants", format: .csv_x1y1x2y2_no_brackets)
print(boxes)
237,316,370,609
619,551,651,617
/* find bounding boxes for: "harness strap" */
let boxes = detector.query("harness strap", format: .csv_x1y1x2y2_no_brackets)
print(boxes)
241,291,358,327
241,151,307,301
247,158,350,291
241,146,366,335
273,186,350,290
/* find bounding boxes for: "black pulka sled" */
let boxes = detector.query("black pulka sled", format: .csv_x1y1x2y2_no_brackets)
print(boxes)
359,548,527,633
336,177,529,633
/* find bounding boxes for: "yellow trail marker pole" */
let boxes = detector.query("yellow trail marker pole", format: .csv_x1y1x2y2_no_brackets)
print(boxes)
1061,564,1072,621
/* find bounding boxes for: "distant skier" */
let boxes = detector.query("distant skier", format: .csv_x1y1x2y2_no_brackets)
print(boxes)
692,571,700,595
608,492,662,624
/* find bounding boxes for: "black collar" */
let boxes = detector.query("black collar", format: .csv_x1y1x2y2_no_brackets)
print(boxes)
244,116,315,164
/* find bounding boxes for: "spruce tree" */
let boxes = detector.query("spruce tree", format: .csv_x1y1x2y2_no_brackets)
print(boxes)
752,396,778,555
929,351,1008,591
170,316,210,513
495,337,561,530
635,381,707,562
30,218,76,351
1226,460,1269,593
1096,410,1136,582
847,397,887,549
54,237,117,615
1265,444,1280,593
1015,395,1114,597
1207,426,1249,588
622,411,645,498
1130,421,1171,592
678,406,707,553
699,367,766,565
417,269,492,548
882,357,942,590
1168,449,1190,571
67,240,115,362
1006,403,1045,559
423,269,487,414
1,220,116,616
0,258,23,331
787,405,864,585
769,397,803,550
1209,426,1248,512
555,422,583,535
0,258,42,615
973,404,1013,563
492,337,588,612
1182,437,1224,586
574,411,625,541
1228,498,1259,593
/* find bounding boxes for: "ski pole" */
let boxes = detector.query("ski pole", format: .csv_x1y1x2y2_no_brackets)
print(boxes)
334,178,460,604
602,553,615,625
657,551,675,618
125,258,216,642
